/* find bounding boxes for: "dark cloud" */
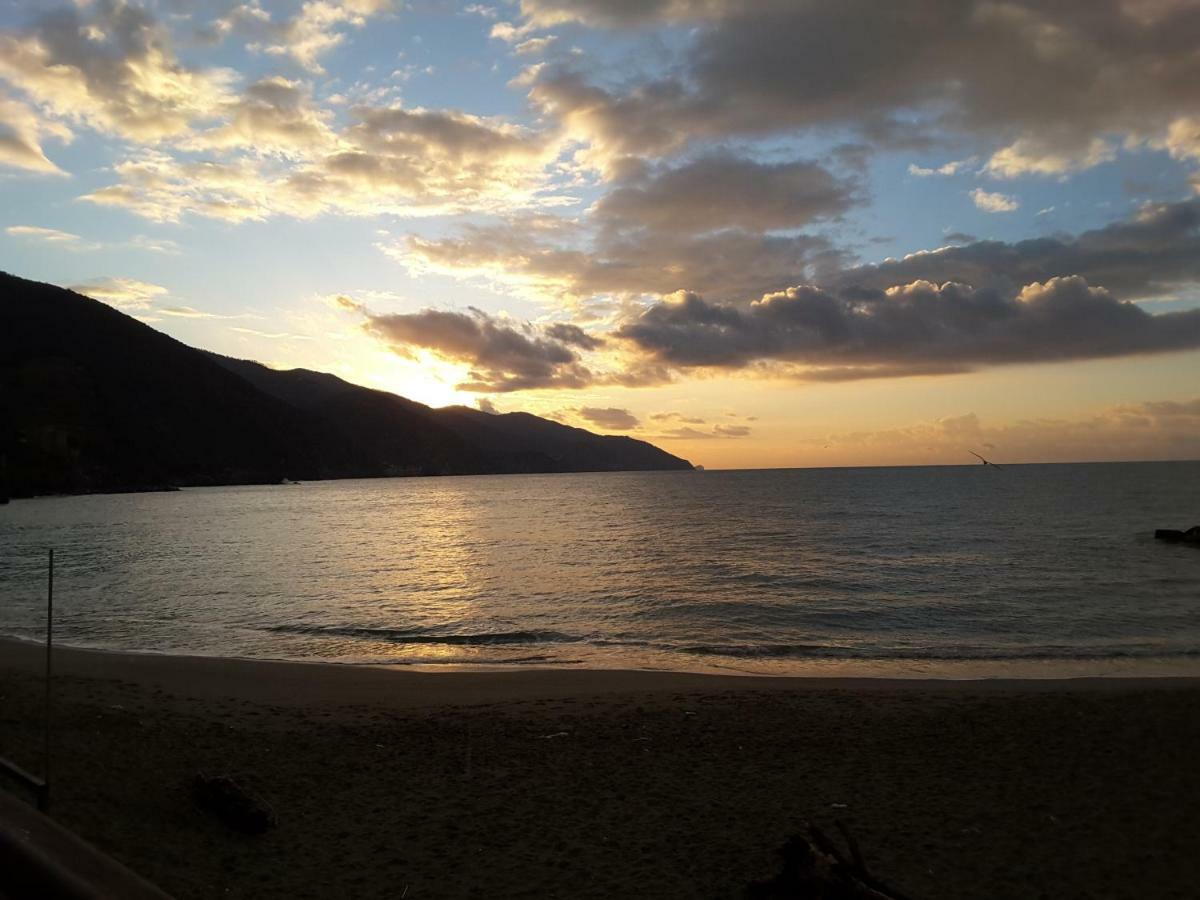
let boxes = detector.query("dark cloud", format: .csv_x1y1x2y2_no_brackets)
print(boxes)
545,322,605,349
836,198,1200,301
523,1,1200,171
943,232,977,245
616,276,1200,379
650,412,706,424
656,423,753,440
576,406,639,430
388,196,1200,391
595,154,858,234
362,307,593,392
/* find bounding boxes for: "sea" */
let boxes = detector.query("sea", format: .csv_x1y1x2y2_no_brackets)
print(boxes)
2,462,1198,678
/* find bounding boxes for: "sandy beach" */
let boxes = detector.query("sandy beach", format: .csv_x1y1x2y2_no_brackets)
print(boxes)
1,638,1198,899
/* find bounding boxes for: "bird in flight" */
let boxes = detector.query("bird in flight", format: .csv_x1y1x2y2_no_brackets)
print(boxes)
969,450,1003,469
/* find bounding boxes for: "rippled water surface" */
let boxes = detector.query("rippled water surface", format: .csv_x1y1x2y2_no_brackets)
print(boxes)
2,463,1199,676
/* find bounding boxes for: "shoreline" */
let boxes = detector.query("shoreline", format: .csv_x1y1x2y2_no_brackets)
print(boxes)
4,637,1199,711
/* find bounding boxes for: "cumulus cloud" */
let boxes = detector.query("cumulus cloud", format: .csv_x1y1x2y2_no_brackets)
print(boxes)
616,276,1200,380
0,1,235,142
82,99,558,222
970,188,1019,213
84,98,559,222
395,193,1200,333
69,276,167,309
254,0,395,73
358,306,595,392
519,0,1200,169
835,197,1200,301
183,76,338,157
576,406,639,430
985,136,1115,179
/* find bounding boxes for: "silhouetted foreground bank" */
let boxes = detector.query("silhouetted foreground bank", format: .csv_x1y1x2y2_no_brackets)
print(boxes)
0,272,690,498
2,640,1198,899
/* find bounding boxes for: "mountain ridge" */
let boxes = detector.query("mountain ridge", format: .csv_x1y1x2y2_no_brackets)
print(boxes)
0,272,691,499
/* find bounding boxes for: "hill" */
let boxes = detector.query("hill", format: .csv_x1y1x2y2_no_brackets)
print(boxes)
0,272,691,498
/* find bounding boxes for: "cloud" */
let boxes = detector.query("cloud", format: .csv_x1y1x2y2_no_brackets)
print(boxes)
545,322,605,349
517,0,728,28
6,225,83,244
943,231,976,244
655,423,753,440
970,188,1019,213
985,136,1115,179
158,305,257,320
0,89,69,174
616,276,1200,379
84,103,559,222
650,411,706,424
576,406,639,430
390,152,854,304
1163,116,1200,162
834,197,1200,301
5,224,179,255
519,1,1200,170
515,36,558,56
909,159,972,177
396,215,838,304
389,195,1200,392
358,306,595,392
230,326,311,340
594,154,858,234
0,1,235,143
254,0,395,73
182,76,338,157
395,194,1200,324
69,276,167,309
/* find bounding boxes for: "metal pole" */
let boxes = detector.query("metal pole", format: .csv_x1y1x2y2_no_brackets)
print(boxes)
41,547,53,811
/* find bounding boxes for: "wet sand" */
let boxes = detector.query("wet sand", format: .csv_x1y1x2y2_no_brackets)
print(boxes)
1,638,1198,899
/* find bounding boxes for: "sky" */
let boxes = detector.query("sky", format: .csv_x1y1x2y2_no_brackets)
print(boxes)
2,0,1200,469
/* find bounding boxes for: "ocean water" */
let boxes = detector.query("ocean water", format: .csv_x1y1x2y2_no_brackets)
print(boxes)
1,462,1198,677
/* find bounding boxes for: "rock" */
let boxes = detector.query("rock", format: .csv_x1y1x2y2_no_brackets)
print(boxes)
192,772,276,834
1156,527,1200,544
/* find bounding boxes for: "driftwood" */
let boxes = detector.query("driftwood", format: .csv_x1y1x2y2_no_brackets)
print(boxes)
192,772,276,834
745,822,911,899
